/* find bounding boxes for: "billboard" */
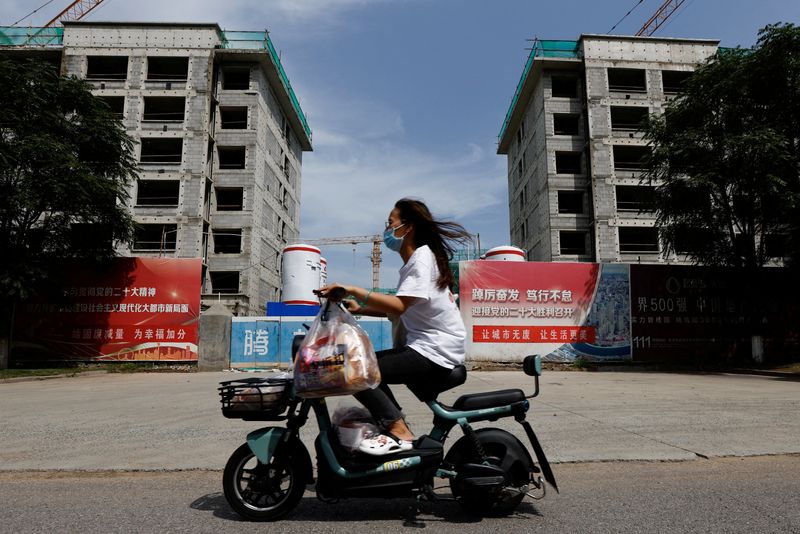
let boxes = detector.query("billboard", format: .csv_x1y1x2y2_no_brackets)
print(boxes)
231,315,394,368
12,258,202,362
459,261,631,362
629,264,797,362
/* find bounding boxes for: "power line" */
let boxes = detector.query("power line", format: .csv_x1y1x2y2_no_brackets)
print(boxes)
9,0,58,26
608,0,647,34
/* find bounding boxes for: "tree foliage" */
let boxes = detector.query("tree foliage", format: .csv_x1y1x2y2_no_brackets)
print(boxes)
0,58,138,303
643,23,800,269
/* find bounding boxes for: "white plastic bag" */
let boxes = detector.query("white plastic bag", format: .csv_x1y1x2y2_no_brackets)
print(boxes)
332,405,379,453
293,301,381,398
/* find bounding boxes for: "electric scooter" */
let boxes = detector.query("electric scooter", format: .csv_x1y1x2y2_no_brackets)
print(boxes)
218,326,558,522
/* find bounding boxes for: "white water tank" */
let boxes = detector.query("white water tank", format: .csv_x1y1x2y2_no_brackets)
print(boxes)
319,257,328,288
484,246,526,262
281,244,322,305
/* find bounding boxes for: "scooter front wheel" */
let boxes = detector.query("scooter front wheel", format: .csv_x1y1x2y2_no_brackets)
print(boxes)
222,441,310,521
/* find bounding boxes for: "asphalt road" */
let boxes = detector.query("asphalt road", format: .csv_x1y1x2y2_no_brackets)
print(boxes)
2,370,799,470
1,455,798,533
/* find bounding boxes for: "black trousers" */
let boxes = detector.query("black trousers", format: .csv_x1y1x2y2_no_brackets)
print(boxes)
354,346,451,430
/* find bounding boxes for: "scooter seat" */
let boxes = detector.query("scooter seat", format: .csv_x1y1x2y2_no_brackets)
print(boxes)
452,388,526,411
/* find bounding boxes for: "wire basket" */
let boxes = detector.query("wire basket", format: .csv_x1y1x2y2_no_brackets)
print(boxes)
218,376,293,421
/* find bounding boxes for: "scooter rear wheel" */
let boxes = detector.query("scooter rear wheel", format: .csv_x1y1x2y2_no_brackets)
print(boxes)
222,441,309,521
445,429,533,516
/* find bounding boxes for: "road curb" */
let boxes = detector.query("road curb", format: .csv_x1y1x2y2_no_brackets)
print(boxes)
0,370,108,384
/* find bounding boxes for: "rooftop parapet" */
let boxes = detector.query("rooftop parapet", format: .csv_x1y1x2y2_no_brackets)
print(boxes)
0,24,311,147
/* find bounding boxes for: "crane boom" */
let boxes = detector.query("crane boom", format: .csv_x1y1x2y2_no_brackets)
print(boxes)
299,235,383,290
635,0,687,37
43,0,107,28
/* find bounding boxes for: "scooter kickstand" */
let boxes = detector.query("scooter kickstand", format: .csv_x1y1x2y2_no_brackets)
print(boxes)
403,485,437,528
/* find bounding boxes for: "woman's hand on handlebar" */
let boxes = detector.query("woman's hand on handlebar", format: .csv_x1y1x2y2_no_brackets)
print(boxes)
314,284,351,301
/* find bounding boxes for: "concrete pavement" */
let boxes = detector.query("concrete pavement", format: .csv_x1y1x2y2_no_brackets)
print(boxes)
1,369,799,471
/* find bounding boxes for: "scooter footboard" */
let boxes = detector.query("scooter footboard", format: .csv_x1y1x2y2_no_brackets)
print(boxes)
314,430,443,498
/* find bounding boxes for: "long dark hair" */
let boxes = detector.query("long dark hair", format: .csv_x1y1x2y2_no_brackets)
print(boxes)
395,198,472,290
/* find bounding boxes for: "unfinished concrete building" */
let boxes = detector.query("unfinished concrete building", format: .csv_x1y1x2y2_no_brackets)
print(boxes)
498,35,718,263
1,22,312,314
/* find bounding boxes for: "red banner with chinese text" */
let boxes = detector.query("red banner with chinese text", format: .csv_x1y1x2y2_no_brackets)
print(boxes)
12,257,202,362
459,261,631,363
472,325,596,344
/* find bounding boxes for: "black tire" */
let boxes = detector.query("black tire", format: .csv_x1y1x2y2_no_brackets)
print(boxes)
445,429,533,516
222,441,310,522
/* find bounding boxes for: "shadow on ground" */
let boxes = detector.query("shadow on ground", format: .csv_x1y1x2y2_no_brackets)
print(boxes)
190,490,542,526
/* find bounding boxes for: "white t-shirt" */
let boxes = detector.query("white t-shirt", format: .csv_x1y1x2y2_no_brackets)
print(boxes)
395,245,466,369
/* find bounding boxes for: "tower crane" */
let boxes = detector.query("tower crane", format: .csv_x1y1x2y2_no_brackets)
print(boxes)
299,235,383,290
20,0,107,45
636,0,687,36
42,0,108,28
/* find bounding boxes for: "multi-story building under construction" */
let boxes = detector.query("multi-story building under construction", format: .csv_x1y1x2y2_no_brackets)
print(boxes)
1,21,312,314
498,34,719,263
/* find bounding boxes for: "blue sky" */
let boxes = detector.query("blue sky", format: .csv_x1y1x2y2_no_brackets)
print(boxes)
3,0,799,290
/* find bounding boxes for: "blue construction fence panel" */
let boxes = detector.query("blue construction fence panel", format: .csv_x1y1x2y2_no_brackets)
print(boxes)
230,316,393,368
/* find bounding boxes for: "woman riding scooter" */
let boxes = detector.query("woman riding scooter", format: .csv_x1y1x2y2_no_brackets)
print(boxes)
316,198,472,456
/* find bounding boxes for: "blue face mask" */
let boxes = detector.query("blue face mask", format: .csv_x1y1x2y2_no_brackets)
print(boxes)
383,224,405,252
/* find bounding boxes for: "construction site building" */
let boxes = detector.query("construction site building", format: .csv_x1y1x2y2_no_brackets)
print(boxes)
498,34,719,263
1,22,313,314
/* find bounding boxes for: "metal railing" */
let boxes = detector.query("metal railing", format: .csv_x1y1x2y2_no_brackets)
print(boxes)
220,30,312,143
498,39,580,143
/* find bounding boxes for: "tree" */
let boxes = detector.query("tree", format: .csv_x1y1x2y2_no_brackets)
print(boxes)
643,23,800,269
0,58,138,367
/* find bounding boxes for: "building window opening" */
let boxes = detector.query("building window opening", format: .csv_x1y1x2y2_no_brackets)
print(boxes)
613,145,649,171
140,138,183,165
616,185,656,212
552,76,578,98
555,151,582,174
213,229,242,254
97,96,124,118
210,271,240,294
136,180,180,206
662,70,692,95
222,68,250,90
146,57,189,81
558,191,584,214
215,187,244,211
283,155,291,178
619,227,659,253
220,107,248,129
608,68,647,93
142,96,186,122
553,114,580,136
559,231,587,255
86,56,128,80
133,224,177,251
610,106,649,131
218,146,246,169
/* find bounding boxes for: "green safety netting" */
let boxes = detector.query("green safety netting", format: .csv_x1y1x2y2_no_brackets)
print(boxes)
0,26,63,46
498,39,580,143
220,30,312,142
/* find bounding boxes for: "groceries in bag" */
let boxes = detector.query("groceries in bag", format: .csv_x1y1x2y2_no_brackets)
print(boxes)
294,301,380,398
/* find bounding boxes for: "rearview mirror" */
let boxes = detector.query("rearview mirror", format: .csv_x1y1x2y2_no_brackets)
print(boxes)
523,355,542,377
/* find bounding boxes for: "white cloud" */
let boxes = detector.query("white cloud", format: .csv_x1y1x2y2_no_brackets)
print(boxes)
295,87,508,287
